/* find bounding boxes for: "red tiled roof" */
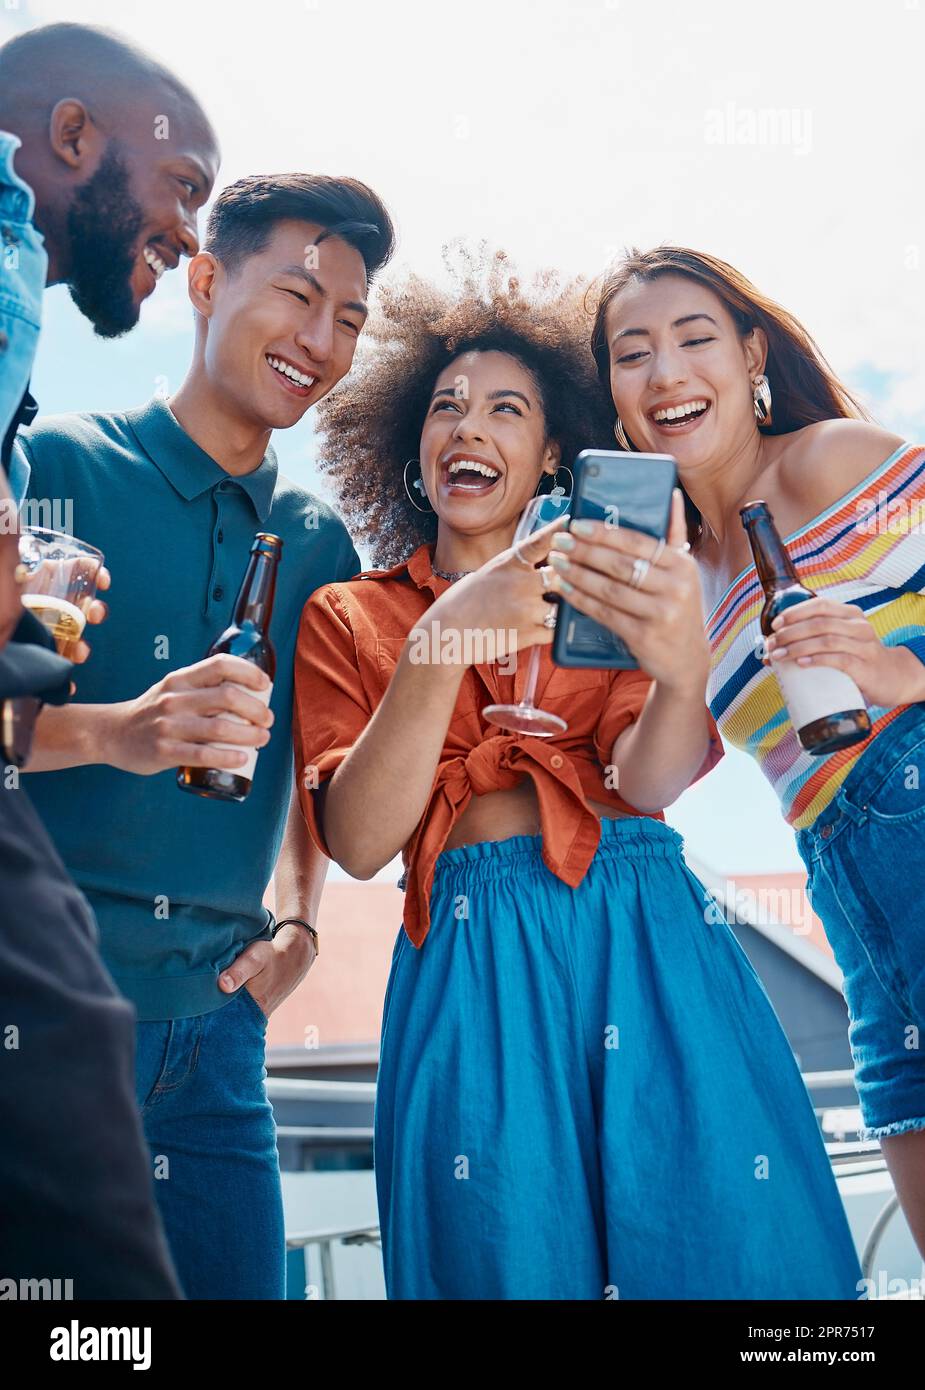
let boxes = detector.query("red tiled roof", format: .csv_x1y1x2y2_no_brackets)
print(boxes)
265,882,402,1050
726,871,833,959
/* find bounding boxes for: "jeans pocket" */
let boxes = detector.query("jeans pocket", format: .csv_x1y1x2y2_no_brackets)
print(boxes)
802,859,821,924
864,729,925,824
239,984,269,1030
819,841,912,1017
134,1022,173,1111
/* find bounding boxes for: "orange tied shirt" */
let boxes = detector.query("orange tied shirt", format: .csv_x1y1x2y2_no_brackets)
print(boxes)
293,543,723,946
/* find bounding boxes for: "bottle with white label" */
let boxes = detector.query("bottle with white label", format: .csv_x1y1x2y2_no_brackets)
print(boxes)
177,532,282,801
740,501,871,755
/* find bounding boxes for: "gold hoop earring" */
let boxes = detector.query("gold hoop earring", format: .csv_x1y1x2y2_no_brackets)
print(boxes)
614,417,633,450
753,374,773,427
403,459,434,513
534,464,574,499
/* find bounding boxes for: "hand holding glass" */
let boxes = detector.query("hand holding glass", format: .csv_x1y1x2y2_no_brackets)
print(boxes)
17,527,104,660
482,492,570,737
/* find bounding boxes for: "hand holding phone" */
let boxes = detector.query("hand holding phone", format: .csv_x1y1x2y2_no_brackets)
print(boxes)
552,451,677,669
550,453,710,694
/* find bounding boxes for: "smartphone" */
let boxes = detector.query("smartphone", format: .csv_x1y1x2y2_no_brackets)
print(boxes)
552,450,677,669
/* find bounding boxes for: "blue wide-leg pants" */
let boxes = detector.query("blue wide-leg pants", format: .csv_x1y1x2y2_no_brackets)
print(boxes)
374,817,862,1299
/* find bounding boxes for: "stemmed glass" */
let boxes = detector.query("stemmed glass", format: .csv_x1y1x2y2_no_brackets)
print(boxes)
482,491,571,736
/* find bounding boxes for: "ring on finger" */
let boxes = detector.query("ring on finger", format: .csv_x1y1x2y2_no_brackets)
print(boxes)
543,607,558,629
630,556,650,589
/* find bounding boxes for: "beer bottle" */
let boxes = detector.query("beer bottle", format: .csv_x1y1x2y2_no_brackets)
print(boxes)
177,533,282,801
740,501,870,755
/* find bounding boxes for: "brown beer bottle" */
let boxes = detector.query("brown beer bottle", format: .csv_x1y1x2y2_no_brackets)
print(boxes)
177,533,282,802
740,502,871,754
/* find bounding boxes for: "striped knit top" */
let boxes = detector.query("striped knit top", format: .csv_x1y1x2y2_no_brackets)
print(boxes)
706,442,925,829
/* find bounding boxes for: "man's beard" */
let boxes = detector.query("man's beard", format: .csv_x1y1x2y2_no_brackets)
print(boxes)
65,145,147,339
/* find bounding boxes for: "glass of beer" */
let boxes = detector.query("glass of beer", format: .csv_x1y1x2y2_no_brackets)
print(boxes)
17,526,104,659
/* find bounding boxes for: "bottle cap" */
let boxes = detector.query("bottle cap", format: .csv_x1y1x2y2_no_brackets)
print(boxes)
739,500,772,524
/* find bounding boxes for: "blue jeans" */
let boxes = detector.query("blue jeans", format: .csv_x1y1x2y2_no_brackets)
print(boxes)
375,817,862,1299
796,702,925,1140
134,986,285,1299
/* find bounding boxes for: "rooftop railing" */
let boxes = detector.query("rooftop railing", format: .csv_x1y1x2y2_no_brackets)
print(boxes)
274,1070,922,1297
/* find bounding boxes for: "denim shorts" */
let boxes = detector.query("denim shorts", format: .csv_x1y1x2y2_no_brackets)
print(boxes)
796,703,925,1140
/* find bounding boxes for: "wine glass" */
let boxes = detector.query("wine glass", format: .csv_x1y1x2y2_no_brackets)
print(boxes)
482,491,571,736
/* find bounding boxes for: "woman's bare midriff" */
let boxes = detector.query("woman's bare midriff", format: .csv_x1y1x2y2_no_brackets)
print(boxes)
443,777,632,851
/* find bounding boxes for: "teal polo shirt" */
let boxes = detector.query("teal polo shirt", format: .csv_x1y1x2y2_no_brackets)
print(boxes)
15,398,360,1021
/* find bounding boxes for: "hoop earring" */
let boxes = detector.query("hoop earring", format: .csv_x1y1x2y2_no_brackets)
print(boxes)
403,458,434,513
614,417,633,450
534,464,574,499
753,374,773,427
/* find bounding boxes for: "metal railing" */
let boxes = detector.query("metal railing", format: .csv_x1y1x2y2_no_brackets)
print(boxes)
275,1069,920,1297
805,1071,924,1288
285,1223,381,1300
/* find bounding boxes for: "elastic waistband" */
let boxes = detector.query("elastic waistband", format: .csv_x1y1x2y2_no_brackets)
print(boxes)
432,814,683,885
810,703,925,835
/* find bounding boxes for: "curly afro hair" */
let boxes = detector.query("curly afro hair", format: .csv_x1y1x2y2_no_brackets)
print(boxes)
314,243,615,568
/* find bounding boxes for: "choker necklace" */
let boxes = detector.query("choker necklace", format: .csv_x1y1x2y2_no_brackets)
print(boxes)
433,565,473,582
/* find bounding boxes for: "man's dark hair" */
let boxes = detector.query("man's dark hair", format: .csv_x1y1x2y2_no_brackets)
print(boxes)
204,174,396,282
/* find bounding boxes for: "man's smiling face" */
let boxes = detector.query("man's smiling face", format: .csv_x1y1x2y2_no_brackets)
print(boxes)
65,87,219,338
200,219,369,428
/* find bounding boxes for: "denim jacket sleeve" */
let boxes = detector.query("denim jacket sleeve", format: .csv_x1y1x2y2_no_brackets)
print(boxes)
0,131,46,459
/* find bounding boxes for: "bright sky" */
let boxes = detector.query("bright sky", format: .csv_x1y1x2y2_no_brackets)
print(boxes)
4,0,924,877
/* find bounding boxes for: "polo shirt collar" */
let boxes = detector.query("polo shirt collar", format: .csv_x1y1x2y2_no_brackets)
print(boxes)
125,396,278,523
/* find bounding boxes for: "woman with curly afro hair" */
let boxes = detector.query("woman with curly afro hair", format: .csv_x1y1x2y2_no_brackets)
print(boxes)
292,247,861,1300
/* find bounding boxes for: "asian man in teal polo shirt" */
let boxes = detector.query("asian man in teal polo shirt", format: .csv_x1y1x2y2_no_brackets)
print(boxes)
14,172,395,1299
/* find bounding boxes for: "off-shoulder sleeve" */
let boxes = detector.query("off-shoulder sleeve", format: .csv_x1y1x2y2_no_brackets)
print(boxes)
593,667,723,786
860,443,925,668
292,583,372,857
852,444,925,594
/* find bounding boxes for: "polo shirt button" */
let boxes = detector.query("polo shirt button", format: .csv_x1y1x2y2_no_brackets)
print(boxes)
550,753,564,769
820,824,832,839
217,529,224,543
213,585,224,601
